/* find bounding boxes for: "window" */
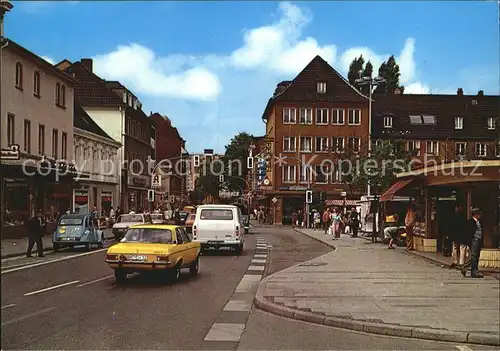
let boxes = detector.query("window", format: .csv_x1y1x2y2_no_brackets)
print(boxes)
61,85,66,107
476,143,487,157
332,109,344,125
128,94,133,107
283,136,296,152
348,109,361,125
127,118,132,134
384,116,393,128
315,137,329,152
15,62,23,89
282,165,296,183
332,168,341,183
426,141,439,155
455,142,467,156
299,136,312,152
496,142,500,157
315,108,329,124
52,129,58,159
422,115,436,124
487,117,496,130
56,83,61,105
200,209,233,220
332,137,344,152
7,114,15,145
455,117,463,130
347,137,361,152
283,108,296,124
24,120,31,153
38,125,45,155
122,92,127,103
317,82,327,94
299,108,313,124
33,71,40,97
315,165,328,183
409,115,422,124
407,140,421,156
299,165,312,183
62,132,67,159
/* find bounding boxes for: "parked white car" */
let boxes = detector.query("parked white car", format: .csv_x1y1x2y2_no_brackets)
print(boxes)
112,213,152,240
192,204,244,254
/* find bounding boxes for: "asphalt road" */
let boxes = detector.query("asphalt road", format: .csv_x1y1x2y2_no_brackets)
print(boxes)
1,225,495,350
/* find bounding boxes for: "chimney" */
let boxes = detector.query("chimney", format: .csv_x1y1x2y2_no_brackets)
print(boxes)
393,88,401,95
81,58,93,72
477,90,484,96
457,88,463,96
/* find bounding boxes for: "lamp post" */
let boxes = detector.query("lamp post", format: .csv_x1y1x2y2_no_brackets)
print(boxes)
355,73,385,197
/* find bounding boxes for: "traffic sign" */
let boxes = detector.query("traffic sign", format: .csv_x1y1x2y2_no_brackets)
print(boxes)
147,189,155,202
272,197,278,204
305,190,313,204
152,174,161,188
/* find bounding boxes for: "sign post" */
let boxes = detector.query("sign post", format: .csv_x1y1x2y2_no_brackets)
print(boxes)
272,197,278,225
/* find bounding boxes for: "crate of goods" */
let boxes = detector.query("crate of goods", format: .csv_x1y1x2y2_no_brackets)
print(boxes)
421,238,437,252
479,249,500,269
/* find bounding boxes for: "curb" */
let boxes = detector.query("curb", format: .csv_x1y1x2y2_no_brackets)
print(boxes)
254,274,499,346
292,228,336,249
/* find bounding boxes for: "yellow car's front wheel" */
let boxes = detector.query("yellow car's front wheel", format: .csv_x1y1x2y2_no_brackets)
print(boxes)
189,256,199,275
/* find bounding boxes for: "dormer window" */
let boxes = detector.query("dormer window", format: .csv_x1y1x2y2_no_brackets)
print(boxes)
455,117,463,130
487,117,496,130
127,94,133,107
133,98,137,110
122,92,127,103
317,82,327,94
383,116,392,128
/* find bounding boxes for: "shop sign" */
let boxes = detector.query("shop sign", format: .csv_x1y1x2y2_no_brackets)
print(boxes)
278,186,308,191
0,144,20,160
132,177,147,187
259,185,273,191
101,191,113,203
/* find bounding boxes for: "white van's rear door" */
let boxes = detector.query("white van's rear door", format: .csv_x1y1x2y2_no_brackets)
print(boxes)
197,208,236,241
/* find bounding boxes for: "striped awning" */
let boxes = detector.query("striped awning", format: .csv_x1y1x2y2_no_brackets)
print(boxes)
325,199,359,206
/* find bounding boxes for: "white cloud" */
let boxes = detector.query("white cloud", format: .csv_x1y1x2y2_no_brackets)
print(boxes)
41,56,55,65
405,82,430,94
92,44,221,101
19,1,78,13
229,2,336,74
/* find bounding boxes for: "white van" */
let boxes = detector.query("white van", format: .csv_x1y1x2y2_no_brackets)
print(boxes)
192,204,244,254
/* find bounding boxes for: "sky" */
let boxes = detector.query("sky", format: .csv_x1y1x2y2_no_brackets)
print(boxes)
7,1,499,153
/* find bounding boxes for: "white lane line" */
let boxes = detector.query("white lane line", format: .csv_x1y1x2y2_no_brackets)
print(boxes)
1,303,16,310
23,280,80,296
77,275,113,287
204,323,245,341
247,265,265,271
1,307,56,327
2,249,106,274
251,259,266,264
455,346,474,351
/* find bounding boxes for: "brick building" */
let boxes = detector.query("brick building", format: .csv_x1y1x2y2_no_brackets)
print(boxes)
259,55,370,225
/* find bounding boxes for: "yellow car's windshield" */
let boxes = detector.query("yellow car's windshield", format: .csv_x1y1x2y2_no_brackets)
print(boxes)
123,228,173,244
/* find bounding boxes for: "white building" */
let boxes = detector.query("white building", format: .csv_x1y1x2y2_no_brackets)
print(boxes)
73,103,121,215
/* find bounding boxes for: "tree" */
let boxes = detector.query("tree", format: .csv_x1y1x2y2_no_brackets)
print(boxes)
347,55,365,86
349,140,416,194
222,132,255,192
193,159,224,203
373,55,405,94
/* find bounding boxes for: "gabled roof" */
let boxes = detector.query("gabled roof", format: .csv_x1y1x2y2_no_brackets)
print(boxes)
262,55,368,120
61,61,125,107
73,102,115,141
372,94,500,140
7,39,76,84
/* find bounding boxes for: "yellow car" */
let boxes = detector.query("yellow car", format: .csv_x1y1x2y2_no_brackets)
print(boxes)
105,224,201,284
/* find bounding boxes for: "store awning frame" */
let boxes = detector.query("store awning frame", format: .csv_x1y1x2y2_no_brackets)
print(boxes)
380,178,415,202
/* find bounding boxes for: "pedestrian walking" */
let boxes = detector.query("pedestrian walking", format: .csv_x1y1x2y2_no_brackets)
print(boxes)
405,204,416,251
349,207,360,238
449,204,467,269
26,209,45,257
291,211,297,228
323,208,331,235
461,208,484,278
313,210,321,230
330,208,343,240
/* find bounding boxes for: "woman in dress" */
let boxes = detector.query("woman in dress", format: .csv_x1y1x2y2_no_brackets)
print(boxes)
330,208,343,240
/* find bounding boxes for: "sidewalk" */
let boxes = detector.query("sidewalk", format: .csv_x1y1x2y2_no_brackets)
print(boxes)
1,229,113,259
255,228,500,346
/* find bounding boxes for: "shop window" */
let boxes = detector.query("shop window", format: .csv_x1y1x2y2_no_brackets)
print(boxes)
4,182,30,226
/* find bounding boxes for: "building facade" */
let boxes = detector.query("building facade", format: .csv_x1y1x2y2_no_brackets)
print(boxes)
1,39,76,237
57,59,155,212
73,103,121,215
150,113,187,206
259,55,370,225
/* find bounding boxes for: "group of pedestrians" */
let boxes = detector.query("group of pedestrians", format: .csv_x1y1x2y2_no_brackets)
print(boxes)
320,207,360,240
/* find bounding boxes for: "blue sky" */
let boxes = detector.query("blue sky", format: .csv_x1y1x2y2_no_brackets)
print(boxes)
7,1,499,153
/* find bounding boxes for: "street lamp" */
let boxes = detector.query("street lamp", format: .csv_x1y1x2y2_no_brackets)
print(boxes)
355,72,385,197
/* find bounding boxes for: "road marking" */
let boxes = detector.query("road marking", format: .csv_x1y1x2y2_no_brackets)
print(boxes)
247,265,265,271
1,307,56,327
204,323,245,341
77,275,113,287
455,346,474,351
1,304,16,310
23,280,80,296
235,274,261,292
223,300,252,312
251,259,266,264
2,249,107,274
254,254,267,258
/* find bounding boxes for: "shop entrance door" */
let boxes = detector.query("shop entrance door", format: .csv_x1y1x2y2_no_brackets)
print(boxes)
282,197,303,225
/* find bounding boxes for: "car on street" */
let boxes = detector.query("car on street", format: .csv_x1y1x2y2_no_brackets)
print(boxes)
105,224,201,283
192,204,245,254
150,213,166,224
184,213,195,234
112,213,152,241
52,214,104,252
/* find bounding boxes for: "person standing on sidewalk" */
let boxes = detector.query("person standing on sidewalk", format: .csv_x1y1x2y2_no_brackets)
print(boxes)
330,208,343,240
349,207,359,238
26,210,45,257
323,208,331,235
313,210,321,230
450,204,467,269
405,204,416,251
461,208,484,278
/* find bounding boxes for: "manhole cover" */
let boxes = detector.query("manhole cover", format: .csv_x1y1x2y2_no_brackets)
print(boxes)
299,262,328,267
